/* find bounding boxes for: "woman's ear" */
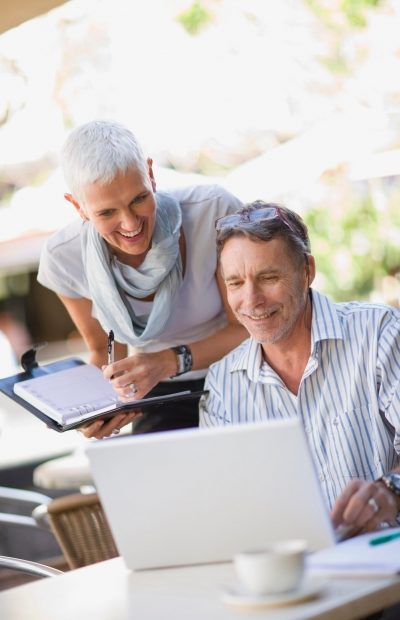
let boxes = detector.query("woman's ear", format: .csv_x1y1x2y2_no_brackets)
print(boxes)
147,158,157,192
64,193,89,221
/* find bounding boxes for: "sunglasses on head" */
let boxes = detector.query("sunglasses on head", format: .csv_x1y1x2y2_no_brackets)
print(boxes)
215,205,297,234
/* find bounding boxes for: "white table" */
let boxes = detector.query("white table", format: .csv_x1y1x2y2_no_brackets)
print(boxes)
1,557,400,619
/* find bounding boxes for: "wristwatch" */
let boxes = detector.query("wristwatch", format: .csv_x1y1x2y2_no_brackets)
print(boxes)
377,473,400,497
171,345,193,376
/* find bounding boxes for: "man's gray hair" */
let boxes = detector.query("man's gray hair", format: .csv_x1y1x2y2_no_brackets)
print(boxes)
216,201,311,266
61,120,148,201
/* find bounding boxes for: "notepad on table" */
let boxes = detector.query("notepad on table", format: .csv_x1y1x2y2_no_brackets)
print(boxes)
13,364,191,426
307,527,400,577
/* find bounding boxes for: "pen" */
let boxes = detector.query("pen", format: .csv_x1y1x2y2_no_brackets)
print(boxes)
335,523,356,543
107,330,115,365
369,531,400,546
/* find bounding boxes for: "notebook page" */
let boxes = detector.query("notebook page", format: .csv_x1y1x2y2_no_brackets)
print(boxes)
13,364,120,424
307,528,400,576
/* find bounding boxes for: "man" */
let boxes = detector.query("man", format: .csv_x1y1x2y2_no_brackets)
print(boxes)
200,200,400,535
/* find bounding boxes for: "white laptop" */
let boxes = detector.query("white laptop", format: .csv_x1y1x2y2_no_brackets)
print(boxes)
86,418,335,571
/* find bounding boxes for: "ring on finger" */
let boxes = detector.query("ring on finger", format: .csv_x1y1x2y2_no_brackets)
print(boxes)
368,497,379,514
127,382,137,395
112,428,120,435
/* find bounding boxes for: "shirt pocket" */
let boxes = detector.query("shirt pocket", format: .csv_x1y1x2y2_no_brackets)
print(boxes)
330,405,380,480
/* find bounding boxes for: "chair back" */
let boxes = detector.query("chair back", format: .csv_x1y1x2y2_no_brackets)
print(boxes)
46,492,119,569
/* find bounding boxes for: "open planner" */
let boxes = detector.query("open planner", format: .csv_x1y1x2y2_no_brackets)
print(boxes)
0,350,206,432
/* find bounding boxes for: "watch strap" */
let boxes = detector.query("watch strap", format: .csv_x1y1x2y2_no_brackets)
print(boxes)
377,473,400,497
171,345,193,377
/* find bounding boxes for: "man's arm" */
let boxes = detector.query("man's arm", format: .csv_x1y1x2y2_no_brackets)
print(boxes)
331,312,400,536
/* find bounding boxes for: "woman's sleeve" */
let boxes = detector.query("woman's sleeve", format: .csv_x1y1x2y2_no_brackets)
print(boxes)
37,237,86,299
215,185,243,217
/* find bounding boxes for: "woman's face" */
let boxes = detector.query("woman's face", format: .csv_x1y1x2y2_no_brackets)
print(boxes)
78,163,157,267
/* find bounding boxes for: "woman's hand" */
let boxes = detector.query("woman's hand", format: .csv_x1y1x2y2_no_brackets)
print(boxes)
77,349,178,439
102,349,178,401
331,479,398,537
77,411,141,439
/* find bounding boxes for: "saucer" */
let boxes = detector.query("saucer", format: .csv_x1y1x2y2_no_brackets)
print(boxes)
221,577,326,609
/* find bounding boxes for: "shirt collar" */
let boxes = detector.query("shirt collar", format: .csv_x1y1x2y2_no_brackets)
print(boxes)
229,337,264,382
229,290,344,380
310,289,344,349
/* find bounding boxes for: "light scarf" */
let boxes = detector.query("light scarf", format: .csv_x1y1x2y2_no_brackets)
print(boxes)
80,192,182,345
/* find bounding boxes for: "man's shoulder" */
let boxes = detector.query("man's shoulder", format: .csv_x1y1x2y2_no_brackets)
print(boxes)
313,290,399,324
331,298,400,341
335,299,400,322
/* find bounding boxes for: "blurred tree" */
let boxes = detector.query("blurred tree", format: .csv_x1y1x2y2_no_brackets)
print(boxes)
176,1,212,35
305,179,400,303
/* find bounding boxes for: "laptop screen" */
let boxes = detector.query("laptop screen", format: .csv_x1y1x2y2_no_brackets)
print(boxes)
86,419,335,570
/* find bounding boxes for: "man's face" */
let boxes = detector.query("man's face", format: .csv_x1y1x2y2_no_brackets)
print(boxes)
76,163,157,267
220,235,312,346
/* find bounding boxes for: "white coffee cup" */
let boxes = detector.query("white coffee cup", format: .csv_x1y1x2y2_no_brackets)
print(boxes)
234,539,307,596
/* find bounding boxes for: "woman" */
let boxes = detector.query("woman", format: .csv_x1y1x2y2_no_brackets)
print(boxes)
38,120,247,438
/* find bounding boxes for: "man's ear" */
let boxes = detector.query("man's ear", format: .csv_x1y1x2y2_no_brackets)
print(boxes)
147,158,157,192
64,193,88,221
305,255,316,287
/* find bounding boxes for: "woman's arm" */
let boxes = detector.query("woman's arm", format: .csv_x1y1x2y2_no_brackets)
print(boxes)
104,269,248,399
189,269,247,370
61,271,247,439
58,294,127,366
58,294,139,439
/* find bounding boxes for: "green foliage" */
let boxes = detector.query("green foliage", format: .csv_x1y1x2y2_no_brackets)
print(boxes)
321,47,349,75
304,0,382,28
341,0,381,27
304,189,400,302
176,1,212,35
304,0,383,79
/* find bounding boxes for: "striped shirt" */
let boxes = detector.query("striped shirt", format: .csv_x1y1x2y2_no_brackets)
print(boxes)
200,290,400,510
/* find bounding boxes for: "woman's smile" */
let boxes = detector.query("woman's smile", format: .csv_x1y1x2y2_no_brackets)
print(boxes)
118,221,145,241
81,167,157,267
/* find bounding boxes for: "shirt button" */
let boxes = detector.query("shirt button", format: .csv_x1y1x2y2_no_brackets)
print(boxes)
319,474,325,482
304,425,311,434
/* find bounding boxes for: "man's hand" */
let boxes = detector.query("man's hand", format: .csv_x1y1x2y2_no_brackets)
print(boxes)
102,349,178,401
78,411,141,439
331,479,398,537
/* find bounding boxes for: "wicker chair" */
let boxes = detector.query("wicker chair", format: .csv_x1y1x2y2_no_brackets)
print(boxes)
46,492,119,569
0,487,118,571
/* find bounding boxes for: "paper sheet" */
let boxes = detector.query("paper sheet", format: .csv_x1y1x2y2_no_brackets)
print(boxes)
307,527,400,577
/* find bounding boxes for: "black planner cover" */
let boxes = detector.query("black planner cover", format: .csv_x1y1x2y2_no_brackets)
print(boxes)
0,353,206,433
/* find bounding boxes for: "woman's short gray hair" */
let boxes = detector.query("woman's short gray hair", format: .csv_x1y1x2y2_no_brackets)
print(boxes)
61,120,148,201
216,201,311,266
